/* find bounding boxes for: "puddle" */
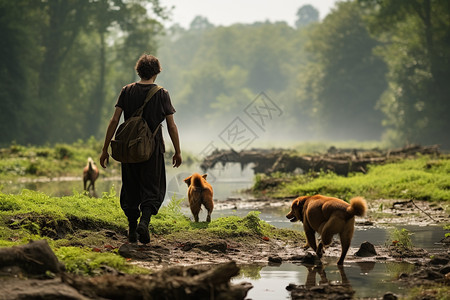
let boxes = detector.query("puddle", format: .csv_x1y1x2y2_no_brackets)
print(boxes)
234,261,414,299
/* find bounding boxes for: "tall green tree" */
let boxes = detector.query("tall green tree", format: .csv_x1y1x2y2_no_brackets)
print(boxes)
0,0,167,145
0,0,43,144
360,0,450,147
295,4,319,28
299,1,387,140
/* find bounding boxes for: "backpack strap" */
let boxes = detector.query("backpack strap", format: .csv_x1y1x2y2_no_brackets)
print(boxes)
133,85,163,117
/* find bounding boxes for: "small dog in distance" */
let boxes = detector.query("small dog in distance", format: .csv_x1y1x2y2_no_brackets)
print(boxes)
83,157,99,194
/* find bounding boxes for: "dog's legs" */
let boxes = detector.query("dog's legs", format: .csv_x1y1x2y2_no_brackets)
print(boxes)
303,223,317,252
337,219,355,265
190,204,200,222
337,264,350,284
317,220,338,259
317,265,328,284
304,266,317,288
204,203,213,223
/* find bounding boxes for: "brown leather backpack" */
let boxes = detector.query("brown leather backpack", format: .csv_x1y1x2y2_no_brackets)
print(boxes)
110,85,162,163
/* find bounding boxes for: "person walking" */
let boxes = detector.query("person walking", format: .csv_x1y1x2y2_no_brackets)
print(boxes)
100,54,182,244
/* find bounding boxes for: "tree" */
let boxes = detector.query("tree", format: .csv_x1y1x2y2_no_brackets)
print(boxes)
0,0,167,145
295,4,319,28
189,15,214,31
0,0,41,144
360,0,450,147
299,1,387,140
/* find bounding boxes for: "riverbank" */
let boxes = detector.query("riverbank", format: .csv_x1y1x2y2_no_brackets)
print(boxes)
0,190,449,299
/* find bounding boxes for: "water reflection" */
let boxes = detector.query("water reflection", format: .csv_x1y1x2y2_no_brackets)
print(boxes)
234,261,414,299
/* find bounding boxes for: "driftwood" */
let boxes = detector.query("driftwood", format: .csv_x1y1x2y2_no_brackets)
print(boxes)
0,240,64,276
0,240,252,300
63,261,252,300
200,144,440,176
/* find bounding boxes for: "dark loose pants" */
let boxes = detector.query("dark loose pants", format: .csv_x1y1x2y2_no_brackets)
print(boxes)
120,148,166,222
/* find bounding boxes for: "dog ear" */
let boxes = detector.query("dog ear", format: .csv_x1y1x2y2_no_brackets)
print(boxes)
294,196,308,222
183,176,192,186
202,174,207,179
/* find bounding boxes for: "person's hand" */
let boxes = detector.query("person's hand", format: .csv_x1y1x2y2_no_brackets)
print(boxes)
172,152,182,168
100,151,110,168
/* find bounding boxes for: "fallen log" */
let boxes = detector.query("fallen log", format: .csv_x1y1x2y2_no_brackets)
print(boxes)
200,144,440,176
63,261,252,300
0,241,252,300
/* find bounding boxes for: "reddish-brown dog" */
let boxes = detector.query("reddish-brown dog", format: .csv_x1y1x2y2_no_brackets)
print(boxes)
83,157,99,193
286,194,367,265
184,173,214,222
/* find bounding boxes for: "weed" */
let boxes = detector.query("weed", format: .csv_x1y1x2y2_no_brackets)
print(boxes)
387,228,413,251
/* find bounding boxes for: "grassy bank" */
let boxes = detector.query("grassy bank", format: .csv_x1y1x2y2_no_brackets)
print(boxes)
0,139,197,182
0,190,303,275
253,155,450,201
0,138,117,179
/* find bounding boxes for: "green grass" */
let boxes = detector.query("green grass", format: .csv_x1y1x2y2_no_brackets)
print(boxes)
0,137,119,179
0,191,304,275
255,155,450,201
54,246,149,275
0,139,197,181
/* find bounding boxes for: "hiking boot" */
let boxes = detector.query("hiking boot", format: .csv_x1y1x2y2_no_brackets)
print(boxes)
128,228,137,243
136,223,150,244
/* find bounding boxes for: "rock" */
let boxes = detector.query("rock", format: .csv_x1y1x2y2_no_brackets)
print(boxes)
383,292,398,300
301,252,318,265
430,255,449,266
439,264,450,275
179,241,228,253
0,240,64,276
413,269,444,281
354,241,377,257
118,243,170,262
268,256,282,264
440,235,450,244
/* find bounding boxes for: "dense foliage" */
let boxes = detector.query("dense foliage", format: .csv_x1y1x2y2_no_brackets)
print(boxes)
0,0,167,145
1,1,448,148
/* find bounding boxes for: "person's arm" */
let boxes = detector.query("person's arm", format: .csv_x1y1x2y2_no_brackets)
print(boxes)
165,114,182,168
100,107,123,168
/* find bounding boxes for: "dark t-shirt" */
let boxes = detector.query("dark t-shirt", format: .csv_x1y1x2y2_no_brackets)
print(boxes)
115,83,176,152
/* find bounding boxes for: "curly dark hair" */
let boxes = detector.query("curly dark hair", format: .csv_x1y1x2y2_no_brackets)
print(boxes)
135,54,161,80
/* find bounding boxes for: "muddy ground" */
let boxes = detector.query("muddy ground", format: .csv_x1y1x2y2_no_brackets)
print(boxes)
0,198,449,299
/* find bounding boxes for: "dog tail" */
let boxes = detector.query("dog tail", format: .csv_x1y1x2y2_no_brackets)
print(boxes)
347,197,367,217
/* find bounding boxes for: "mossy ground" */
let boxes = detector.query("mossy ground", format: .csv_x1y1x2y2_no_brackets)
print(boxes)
0,190,304,276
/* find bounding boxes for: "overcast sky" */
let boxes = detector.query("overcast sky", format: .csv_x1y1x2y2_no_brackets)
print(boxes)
159,0,340,28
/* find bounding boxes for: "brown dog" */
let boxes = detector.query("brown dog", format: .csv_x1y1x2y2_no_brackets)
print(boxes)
83,157,99,192
184,173,214,222
286,194,367,265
